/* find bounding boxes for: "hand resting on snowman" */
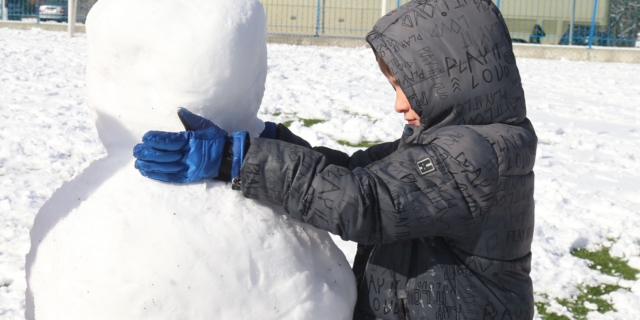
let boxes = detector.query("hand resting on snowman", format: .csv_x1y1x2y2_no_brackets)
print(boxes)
133,108,266,183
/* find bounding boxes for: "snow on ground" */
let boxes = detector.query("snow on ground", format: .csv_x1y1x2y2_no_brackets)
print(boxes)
1,28,640,319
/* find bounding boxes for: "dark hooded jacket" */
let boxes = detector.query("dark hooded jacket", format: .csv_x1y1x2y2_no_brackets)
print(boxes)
240,1,537,319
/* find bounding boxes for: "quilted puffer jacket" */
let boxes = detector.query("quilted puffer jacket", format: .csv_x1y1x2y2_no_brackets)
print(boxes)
239,1,537,319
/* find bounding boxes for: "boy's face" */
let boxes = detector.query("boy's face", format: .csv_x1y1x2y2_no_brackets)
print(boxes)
377,57,421,126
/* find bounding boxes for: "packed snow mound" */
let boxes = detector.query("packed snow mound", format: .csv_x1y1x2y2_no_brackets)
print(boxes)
28,172,356,319
25,0,356,319
86,0,268,138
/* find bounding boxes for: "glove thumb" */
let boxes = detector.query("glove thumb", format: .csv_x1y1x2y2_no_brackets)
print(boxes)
177,108,215,131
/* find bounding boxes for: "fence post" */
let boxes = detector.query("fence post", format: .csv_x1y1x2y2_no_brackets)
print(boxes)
634,0,639,46
496,0,501,9
36,0,40,24
315,0,321,36
570,0,576,45
321,0,326,35
68,0,77,37
397,0,401,8
588,0,600,48
381,0,387,16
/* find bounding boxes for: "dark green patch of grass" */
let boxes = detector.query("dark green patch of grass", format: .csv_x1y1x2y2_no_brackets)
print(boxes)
556,284,620,319
572,247,639,280
536,284,621,320
337,140,380,148
535,301,570,320
281,119,326,128
536,244,639,319
301,119,326,127
343,110,375,122
272,112,282,116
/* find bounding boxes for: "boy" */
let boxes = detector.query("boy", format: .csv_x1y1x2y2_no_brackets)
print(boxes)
134,0,537,319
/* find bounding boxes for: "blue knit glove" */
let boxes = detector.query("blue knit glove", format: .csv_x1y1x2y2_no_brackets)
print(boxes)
133,108,248,183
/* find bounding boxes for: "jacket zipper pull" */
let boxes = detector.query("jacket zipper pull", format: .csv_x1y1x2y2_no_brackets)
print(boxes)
397,290,412,320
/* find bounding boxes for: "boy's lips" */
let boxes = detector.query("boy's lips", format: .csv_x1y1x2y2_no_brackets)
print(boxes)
407,119,418,125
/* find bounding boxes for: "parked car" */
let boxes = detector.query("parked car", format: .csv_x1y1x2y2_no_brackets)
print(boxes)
636,33,640,48
558,24,609,46
39,0,67,22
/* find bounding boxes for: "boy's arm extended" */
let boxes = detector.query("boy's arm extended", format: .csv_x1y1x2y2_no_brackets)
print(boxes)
275,124,400,169
240,136,484,246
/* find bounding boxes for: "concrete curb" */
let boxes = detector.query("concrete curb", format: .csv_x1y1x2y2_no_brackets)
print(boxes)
267,34,369,48
512,43,640,64
2,22,639,63
0,21,85,33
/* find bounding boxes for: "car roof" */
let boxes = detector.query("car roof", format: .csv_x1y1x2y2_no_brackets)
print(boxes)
44,0,67,5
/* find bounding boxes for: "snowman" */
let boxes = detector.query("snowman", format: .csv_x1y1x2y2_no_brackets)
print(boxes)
25,0,356,319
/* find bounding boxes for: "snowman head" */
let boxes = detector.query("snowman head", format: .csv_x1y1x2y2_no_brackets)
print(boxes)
86,0,267,139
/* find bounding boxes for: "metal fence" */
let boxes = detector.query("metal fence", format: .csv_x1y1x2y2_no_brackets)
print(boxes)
499,0,640,48
262,0,409,37
1,0,639,48
0,0,95,24
262,0,639,48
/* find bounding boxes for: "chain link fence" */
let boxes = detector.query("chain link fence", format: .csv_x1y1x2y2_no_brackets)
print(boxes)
1,0,639,60
0,0,95,23
262,0,639,47
500,0,639,48
263,0,406,37
261,0,639,62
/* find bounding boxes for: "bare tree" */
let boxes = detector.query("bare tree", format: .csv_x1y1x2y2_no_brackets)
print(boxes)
608,0,640,47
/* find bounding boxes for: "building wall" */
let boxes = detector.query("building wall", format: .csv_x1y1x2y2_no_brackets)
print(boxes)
261,0,396,36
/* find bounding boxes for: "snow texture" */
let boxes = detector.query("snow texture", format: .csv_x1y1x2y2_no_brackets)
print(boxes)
1,25,640,320
21,0,356,319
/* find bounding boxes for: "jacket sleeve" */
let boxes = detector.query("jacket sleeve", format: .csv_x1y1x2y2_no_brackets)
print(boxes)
275,124,400,170
240,137,479,245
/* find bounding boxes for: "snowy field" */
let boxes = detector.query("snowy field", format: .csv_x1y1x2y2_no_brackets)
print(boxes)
1,28,640,319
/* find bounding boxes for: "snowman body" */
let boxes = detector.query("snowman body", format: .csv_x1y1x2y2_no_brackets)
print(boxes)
26,1,356,319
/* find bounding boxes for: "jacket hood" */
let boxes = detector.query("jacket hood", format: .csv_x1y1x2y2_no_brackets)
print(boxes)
366,0,527,134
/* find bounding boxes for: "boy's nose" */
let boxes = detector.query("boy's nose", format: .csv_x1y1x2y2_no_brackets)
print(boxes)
394,91,411,114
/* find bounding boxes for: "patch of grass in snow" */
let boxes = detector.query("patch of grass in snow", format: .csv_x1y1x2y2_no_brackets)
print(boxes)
535,301,570,320
536,246,638,319
282,119,325,128
337,140,380,148
572,246,639,281
343,110,376,122
556,284,620,319
536,284,619,320
301,119,326,127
